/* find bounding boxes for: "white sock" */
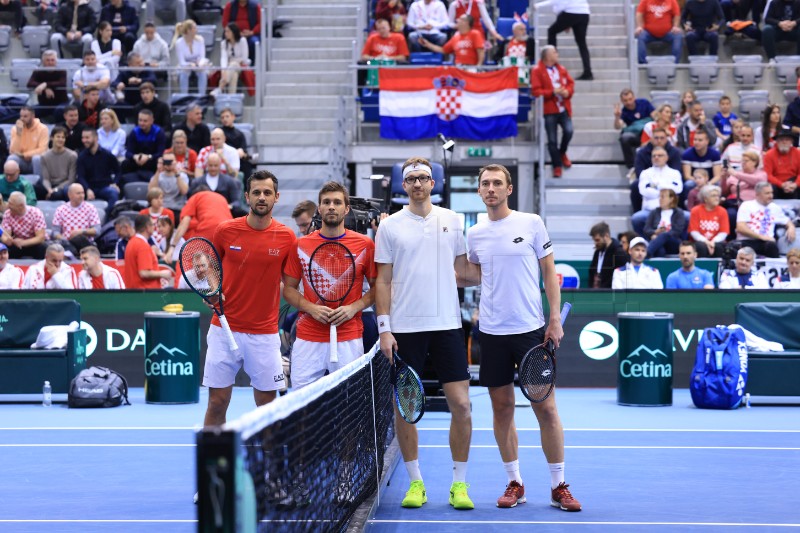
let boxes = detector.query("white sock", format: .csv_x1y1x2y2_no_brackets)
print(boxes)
549,462,565,489
404,459,422,482
503,460,523,484
452,461,468,483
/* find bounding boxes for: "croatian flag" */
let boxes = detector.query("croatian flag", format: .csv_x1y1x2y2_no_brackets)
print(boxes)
379,67,518,141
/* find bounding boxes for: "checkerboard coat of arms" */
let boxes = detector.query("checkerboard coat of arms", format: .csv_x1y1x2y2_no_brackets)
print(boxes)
434,75,466,122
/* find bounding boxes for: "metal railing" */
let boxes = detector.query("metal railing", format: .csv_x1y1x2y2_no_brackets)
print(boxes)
326,95,350,186
533,8,546,221
627,1,637,94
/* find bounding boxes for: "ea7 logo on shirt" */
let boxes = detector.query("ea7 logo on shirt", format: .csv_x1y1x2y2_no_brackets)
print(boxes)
543,241,552,249
268,248,280,256
274,373,285,383
513,237,524,243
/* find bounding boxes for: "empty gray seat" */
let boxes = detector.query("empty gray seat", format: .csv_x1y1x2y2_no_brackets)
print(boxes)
234,123,254,147
784,89,799,103
197,25,216,56
214,94,244,117
0,24,11,56
192,0,222,24
36,200,63,230
88,200,108,225
737,90,770,121
645,56,677,87
650,90,680,111
123,182,149,201
156,26,175,45
695,90,725,116
9,59,40,89
732,55,765,85
775,55,800,84
21,25,51,58
688,55,719,86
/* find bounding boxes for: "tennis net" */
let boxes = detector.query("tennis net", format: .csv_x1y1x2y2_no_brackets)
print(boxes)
196,343,395,532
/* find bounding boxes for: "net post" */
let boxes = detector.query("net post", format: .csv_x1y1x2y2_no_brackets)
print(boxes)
197,427,253,533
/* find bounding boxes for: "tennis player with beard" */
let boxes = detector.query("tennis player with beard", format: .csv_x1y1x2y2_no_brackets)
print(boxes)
464,164,581,512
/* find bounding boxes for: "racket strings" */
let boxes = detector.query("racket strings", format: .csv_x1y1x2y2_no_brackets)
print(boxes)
519,347,555,401
395,368,424,422
179,240,222,296
309,243,356,302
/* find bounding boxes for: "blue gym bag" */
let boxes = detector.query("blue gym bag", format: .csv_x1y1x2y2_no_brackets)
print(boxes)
690,326,748,410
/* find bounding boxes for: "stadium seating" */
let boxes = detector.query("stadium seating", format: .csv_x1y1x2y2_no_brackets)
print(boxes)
156,25,174,44
36,200,62,230
390,162,444,206
89,200,108,225
9,58,39,90
775,55,800,84
192,0,223,25
650,90,681,111
732,55,765,86
688,55,719,87
784,89,798,104
737,90,769,122
197,25,217,56
214,94,244,118
123,182,149,202
21,26,50,58
694,90,724,116
497,0,528,18
0,25,11,57
358,88,379,123
234,123,254,147
409,52,443,65
645,56,677,87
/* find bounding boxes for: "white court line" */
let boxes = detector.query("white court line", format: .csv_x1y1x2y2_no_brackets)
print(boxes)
369,520,800,527
0,444,194,447
419,445,800,451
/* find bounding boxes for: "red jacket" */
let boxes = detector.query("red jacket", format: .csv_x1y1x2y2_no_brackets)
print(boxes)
531,61,574,117
763,146,800,186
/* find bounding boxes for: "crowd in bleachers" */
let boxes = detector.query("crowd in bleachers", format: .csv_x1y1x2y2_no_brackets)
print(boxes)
0,0,261,290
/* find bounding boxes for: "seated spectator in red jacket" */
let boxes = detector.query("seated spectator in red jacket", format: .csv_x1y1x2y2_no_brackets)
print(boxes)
78,87,101,129
532,45,574,178
419,14,485,65
762,127,800,199
375,0,407,32
689,184,729,258
361,19,410,62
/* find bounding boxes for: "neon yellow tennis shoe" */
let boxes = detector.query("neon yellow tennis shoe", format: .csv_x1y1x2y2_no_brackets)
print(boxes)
401,480,427,508
449,482,474,510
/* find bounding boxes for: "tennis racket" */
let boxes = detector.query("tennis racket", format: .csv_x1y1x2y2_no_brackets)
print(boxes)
179,237,238,351
307,241,356,363
392,352,425,424
518,302,572,403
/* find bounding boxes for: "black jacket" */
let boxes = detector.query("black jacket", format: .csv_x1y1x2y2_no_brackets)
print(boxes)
189,173,240,207
54,2,96,35
589,239,629,288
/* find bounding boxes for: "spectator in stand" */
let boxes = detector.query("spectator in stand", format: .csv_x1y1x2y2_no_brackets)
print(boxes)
77,127,120,210
174,20,209,95
611,237,664,289
124,214,172,289
722,118,744,151
614,88,655,170
0,0,25,35
755,104,781,152
665,241,715,289
419,14,485,65
121,109,166,187
534,0,592,80
776,247,800,288
682,128,722,187
632,127,683,211
737,181,797,257
588,221,629,288
139,187,175,248
632,146,684,236
644,188,687,257
72,50,114,106
22,243,77,289
145,0,186,29
689,184,729,257
132,23,171,78
154,215,182,264
218,108,253,178
677,101,718,150
51,182,101,255
0,192,47,259
113,215,137,260
215,23,253,96
194,128,240,178
37,127,77,201
407,0,450,52
28,50,68,122
360,18,410,62
618,230,637,254
721,0,761,42
164,186,232,259
713,95,738,143
641,104,677,146
686,168,709,209
174,104,211,154
113,52,156,110
77,86,101,129
164,130,197,176
635,0,683,64
681,0,723,56
58,105,87,152
0,243,24,289
448,0,504,42
99,0,138,54
718,246,770,288
723,149,764,229
0,160,36,207
762,0,800,64
674,89,696,127
148,154,189,214
222,0,261,63
375,0,407,33
189,153,244,216
721,124,758,170
763,127,800,199
91,21,122,83
532,45,574,178
97,108,126,159
504,21,532,59
9,107,49,174
133,82,171,133
292,199,316,236
50,0,96,59
78,245,125,289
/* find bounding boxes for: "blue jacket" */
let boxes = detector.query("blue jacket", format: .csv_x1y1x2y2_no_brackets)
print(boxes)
100,1,139,36
125,124,166,160
77,146,120,190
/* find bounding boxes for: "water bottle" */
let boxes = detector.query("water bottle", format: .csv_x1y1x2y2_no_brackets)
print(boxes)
42,381,52,407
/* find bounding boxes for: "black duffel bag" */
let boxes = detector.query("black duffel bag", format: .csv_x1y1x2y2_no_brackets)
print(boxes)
68,366,131,408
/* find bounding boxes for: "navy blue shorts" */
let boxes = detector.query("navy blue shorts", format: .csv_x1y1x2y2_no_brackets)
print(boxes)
393,328,470,385
478,327,546,387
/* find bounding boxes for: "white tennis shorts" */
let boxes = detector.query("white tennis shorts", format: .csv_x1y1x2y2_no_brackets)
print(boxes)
291,338,364,390
203,325,285,392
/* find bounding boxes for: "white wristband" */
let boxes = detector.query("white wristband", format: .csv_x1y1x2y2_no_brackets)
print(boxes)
377,315,391,334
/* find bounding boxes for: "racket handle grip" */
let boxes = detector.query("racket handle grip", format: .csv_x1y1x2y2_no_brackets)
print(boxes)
219,315,238,351
560,302,572,325
330,324,338,363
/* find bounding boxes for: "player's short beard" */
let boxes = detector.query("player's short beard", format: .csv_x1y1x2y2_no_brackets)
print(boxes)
250,202,273,218
322,212,345,229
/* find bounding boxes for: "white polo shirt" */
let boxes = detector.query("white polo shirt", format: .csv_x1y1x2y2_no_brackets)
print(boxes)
375,205,465,333
467,211,553,335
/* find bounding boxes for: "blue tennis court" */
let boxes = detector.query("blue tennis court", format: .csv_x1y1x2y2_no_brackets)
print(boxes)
1,386,798,532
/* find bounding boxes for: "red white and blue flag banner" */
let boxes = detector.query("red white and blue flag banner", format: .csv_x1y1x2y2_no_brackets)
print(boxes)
378,67,519,141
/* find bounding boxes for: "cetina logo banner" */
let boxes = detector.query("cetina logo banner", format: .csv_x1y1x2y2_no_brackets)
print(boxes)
579,321,618,360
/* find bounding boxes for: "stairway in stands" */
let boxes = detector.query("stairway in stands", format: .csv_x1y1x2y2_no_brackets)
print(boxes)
534,1,631,258
258,0,361,224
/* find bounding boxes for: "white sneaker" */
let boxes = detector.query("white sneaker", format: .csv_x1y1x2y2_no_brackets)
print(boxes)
210,88,221,97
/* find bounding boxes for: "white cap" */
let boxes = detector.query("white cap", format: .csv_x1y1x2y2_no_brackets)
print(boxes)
629,237,648,250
